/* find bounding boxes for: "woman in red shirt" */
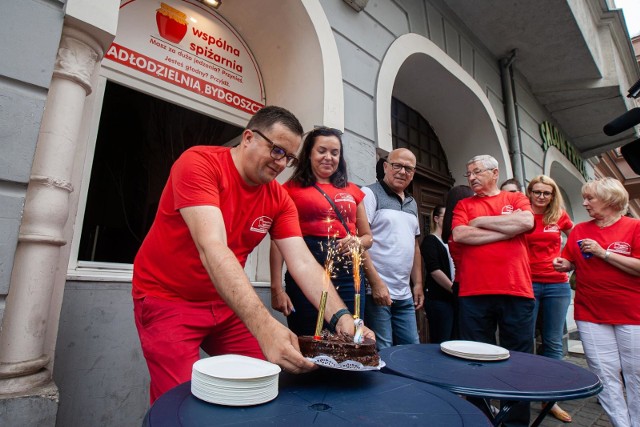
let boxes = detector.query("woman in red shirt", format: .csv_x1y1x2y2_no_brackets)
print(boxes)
554,177,640,427
525,175,573,422
269,127,373,335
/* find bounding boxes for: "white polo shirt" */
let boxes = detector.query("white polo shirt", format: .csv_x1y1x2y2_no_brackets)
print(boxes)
362,181,420,300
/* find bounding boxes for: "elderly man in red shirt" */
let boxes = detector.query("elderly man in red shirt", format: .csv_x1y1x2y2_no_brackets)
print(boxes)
452,154,534,427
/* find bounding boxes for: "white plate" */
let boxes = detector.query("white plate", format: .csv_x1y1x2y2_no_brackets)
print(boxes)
306,355,386,371
440,340,509,361
193,354,281,380
191,383,278,406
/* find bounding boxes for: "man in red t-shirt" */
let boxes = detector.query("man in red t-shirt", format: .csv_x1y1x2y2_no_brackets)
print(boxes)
452,154,534,426
132,106,372,403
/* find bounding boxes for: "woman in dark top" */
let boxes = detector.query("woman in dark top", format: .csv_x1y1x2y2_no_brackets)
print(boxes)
438,185,475,342
421,205,455,343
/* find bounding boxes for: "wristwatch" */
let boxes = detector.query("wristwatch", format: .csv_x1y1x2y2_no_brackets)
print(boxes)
329,308,352,332
604,250,611,260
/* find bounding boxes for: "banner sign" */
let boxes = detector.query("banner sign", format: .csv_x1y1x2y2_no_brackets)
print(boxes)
540,121,589,180
105,0,265,114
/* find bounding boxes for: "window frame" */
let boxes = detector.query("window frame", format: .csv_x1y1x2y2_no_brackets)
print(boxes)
66,70,249,282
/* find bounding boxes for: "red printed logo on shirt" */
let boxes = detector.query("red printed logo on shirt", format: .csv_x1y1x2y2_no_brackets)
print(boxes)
608,241,631,256
250,216,273,233
501,205,514,215
543,224,560,233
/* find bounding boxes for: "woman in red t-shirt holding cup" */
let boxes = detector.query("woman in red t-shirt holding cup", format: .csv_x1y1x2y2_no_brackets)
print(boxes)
553,177,640,427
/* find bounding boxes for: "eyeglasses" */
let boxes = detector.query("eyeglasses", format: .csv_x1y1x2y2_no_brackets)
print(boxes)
251,129,299,167
463,168,492,178
532,190,553,198
386,161,416,174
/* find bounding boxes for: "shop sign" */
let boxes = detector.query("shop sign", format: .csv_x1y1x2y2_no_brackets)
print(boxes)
105,0,264,115
539,121,589,180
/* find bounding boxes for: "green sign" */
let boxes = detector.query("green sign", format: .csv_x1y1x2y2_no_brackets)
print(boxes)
539,121,589,180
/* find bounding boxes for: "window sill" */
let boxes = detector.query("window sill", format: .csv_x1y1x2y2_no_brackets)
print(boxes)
67,261,133,282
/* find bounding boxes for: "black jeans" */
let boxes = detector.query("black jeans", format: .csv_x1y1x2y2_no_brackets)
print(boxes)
458,295,535,427
285,236,365,336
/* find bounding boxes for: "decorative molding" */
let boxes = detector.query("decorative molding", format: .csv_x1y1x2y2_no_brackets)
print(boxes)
0,355,50,379
31,175,74,193
342,0,369,12
54,27,102,95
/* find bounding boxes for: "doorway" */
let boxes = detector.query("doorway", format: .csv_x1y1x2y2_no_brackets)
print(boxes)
77,81,243,264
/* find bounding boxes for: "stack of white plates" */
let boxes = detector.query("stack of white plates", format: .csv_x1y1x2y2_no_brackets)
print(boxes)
191,354,281,406
440,340,510,361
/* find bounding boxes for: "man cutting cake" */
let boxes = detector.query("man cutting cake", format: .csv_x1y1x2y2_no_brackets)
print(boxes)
132,106,374,403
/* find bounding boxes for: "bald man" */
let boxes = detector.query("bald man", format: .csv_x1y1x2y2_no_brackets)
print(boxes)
362,148,424,350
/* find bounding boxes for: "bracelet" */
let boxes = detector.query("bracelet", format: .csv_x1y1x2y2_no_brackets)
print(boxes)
604,250,611,260
329,308,352,332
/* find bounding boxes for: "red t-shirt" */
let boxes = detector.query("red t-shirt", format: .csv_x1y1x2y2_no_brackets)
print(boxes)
452,191,534,298
447,237,462,283
526,211,573,283
283,181,364,238
561,216,640,325
132,146,301,302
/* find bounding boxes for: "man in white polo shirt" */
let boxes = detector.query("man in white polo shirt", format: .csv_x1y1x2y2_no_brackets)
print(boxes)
362,148,424,349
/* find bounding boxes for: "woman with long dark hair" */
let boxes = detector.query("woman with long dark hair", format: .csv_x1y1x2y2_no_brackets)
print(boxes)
269,127,373,335
439,185,475,340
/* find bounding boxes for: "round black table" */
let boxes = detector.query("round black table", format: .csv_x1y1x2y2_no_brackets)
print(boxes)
143,369,491,426
380,344,602,426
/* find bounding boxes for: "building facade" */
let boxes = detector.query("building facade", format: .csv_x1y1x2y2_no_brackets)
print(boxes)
1,0,638,425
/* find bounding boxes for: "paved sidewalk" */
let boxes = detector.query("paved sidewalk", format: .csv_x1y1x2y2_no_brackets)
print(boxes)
529,352,612,427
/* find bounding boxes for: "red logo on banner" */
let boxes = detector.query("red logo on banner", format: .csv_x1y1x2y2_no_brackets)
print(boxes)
156,3,188,44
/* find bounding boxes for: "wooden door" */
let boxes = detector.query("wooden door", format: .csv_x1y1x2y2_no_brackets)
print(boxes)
409,172,450,343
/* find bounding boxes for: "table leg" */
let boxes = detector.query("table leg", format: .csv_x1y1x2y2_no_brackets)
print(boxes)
491,400,515,426
530,401,555,427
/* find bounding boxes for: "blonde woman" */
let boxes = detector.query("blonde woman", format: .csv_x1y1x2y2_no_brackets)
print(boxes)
554,178,640,427
525,175,574,422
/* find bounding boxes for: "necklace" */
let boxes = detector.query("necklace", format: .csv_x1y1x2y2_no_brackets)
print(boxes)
596,215,621,229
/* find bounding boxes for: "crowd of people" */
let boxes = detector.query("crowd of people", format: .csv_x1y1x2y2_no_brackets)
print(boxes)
131,105,639,427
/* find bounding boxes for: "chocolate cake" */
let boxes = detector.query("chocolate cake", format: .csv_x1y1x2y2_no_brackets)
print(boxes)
298,330,380,367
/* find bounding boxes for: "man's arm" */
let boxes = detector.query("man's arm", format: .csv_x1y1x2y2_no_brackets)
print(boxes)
275,236,376,339
452,224,511,245
410,239,424,310
269,241,294,315
469,210,534,236
181,205,315,373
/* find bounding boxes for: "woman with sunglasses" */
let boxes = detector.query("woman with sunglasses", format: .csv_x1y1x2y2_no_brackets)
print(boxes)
525,175,574,422
269,127,373,335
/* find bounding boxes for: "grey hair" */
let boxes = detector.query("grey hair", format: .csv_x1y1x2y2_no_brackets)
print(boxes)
467,155,499,170
581,177,629,215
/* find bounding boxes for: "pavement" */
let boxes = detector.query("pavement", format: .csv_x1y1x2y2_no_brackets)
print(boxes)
527,350,612,427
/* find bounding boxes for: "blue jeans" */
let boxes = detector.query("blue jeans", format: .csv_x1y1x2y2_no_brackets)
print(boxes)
364,295,419,350
532,282,572,360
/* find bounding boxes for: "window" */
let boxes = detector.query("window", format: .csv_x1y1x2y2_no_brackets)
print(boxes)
391,97,451,177
77,81,243,264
